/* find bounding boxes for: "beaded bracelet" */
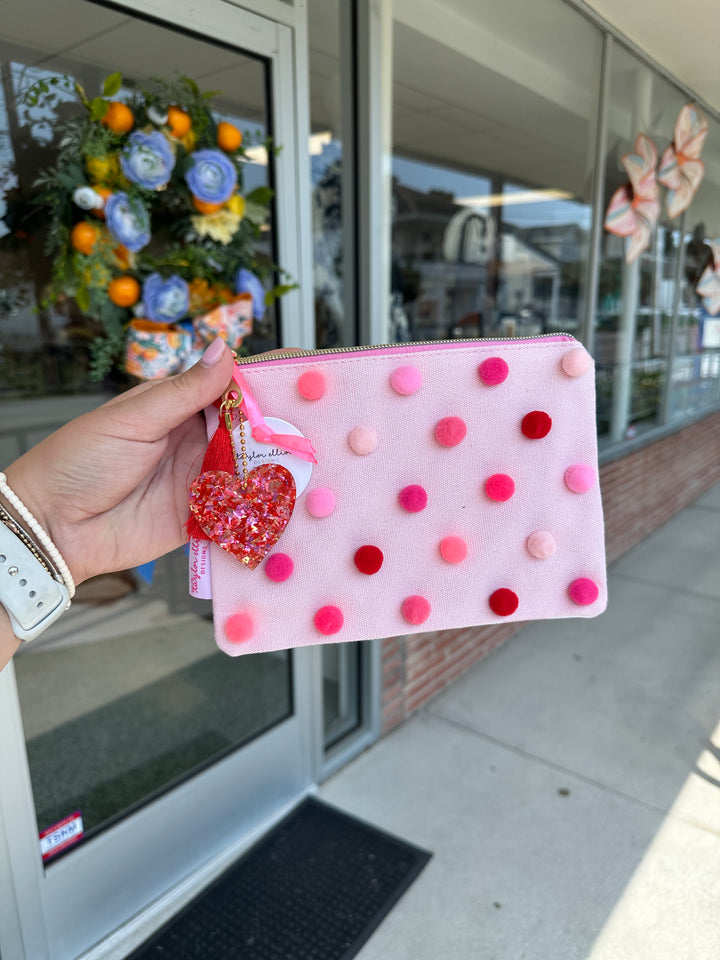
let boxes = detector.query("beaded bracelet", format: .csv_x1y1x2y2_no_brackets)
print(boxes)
0,472,76,599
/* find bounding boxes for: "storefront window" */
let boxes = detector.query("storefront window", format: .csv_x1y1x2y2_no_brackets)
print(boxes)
391,0,602,344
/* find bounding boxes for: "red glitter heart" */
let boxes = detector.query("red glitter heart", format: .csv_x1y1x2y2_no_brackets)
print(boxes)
189,464,296,569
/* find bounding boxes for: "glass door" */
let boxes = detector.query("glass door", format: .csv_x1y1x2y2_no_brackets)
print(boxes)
0,3,313,959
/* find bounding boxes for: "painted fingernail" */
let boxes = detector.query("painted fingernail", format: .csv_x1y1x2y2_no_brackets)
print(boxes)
200,338,225,367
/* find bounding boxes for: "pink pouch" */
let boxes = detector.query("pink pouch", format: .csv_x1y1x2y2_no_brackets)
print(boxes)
189,337,606,656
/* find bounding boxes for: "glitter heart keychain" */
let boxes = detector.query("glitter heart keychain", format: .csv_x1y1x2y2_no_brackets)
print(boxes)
189,387,297,569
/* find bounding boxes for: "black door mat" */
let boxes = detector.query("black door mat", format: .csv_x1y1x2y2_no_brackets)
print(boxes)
127,797,431,960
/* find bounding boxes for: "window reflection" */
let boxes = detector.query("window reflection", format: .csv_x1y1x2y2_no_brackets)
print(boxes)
391,3,601,347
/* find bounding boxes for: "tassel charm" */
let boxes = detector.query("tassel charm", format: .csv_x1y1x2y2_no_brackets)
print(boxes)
187,390,242,541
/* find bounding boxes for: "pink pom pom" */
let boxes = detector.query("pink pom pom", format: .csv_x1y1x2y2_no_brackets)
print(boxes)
401,595,431,625
297,370,326,399
478,357,509,386
265,553,294,582
348,426,378,455
314,605,344,635
306,487,336,517
398,484,428,512
568,577,599,606
439,536,467,564
224,609,255,644
390,364,422,395
526,531,557,559
435,416,467,447
561,347,592,378
564,464,596,493
485,474,515,502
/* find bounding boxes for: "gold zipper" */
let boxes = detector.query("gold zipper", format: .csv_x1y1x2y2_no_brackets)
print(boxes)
237,332,576,365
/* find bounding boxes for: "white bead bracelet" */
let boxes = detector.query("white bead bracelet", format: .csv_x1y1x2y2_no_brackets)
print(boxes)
0,472,76,599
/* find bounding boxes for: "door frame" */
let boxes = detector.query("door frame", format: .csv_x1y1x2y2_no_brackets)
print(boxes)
0,2,317,958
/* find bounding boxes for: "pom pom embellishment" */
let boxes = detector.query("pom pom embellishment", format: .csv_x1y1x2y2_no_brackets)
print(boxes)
439,536,468,564
297,370,326,400
265,553,294,582
348,426,378,455
401,595,431,625
398,485,428,512
390,365,422,395
314,605,344,635
489,589,519,617
484,474,515,502
354,545,384,575
568,577,599,606
521,411,552,439
306,487,336,518
526,531,557,559
435,416,467,447
564,465,596,493
478,357,509,386
561,347,592,378
225,610,255,644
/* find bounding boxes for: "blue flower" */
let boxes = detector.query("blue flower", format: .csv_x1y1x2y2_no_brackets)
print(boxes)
235,268,265,319
185,149,237,204
105,192,151,252
120,131,175,190
142,273,190,324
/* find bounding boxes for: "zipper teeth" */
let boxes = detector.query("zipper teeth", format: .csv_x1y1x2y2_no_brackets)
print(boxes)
237,332,574,364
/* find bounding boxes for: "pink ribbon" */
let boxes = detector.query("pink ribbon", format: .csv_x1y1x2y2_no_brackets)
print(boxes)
232,366,318,464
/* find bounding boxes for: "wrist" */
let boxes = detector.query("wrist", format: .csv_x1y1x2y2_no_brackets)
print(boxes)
1,465,78,594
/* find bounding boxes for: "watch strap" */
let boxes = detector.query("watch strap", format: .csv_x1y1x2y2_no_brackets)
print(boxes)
0,521,70,642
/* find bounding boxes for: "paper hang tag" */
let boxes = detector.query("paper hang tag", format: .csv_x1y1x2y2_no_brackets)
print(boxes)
234,417,313,495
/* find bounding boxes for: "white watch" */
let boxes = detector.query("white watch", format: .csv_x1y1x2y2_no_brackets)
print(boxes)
0,521,71,642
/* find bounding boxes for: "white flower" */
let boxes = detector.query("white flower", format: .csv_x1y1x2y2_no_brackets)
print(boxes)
191,210,241,245
147,105,169,126
73,186,103,210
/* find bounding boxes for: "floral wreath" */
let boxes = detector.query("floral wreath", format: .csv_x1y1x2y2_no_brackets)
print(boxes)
31,72,293,380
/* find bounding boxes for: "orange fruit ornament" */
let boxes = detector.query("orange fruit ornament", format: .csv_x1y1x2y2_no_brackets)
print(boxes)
192,196,224,215
217,122,242,152
70,221,100,255
108,275,141,307
101,101,134,135
92,186,113,218
167,106,191,138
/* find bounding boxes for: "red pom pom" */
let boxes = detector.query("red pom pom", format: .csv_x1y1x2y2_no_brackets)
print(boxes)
354,545,384,575
521,410,552,439
398,484,428,512
489,588,519,617
314,605,344,635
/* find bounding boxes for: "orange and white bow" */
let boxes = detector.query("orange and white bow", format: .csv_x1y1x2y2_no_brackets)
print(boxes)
604,134,660,264
696,241,720,316
658,103,708,219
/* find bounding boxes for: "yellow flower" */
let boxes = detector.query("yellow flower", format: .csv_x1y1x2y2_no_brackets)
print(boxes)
85,154,120,185
227,194,245,218
180,129,197,152
191,210,241,245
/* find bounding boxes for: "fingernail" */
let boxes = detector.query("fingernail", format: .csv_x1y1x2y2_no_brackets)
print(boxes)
200,338,225,367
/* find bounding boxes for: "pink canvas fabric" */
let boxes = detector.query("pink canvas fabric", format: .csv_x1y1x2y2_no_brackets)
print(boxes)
197,338,607,655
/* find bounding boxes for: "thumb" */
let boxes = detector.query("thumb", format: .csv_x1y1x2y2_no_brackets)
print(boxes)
113,339,235,441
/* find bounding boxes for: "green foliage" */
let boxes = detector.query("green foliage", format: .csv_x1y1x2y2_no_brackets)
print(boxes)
28,70,291,380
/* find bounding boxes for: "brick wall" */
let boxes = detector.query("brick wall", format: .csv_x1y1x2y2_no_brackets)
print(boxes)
381,409,720,733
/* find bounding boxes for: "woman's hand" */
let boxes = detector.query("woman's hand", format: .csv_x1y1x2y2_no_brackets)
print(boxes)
4,338,234,586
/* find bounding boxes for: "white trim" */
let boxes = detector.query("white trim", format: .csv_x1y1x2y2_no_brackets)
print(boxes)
356,0,393,345
222,0,300,29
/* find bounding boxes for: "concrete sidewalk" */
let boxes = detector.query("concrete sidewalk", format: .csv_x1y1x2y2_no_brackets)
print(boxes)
321,482,720,960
